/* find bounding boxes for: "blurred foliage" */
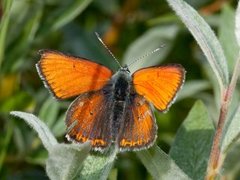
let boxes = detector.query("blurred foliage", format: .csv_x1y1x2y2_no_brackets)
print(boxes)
0,0,239,179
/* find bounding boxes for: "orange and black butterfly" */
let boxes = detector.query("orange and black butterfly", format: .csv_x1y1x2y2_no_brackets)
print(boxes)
36,46,185,152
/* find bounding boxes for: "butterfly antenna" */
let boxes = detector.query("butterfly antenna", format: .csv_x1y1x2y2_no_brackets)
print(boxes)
128,44,165,67
95,32,122,68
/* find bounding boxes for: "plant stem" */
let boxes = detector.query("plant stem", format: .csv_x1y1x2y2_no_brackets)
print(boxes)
205,95,228,179
206,54,240,179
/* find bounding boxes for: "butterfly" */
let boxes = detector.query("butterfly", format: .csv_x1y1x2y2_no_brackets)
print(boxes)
36,48,185,152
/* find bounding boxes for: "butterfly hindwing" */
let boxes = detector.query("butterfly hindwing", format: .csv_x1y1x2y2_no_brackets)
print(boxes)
133,64,185,112
66,90,113,150
36,50,113,99
118,95,157,151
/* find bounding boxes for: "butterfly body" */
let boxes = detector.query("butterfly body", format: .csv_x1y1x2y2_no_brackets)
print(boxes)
103,68,132,141
36,50,185,152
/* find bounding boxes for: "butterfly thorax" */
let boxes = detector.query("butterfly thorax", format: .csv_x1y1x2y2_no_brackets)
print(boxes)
104,68,132,99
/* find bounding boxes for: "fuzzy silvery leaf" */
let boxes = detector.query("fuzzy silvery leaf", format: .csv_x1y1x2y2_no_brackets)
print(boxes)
166,0,229,93
78,148,117,180
10,111,57,151
46,143,91,180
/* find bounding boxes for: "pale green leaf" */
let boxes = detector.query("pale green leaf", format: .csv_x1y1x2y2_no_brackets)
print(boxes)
46,143,91,180
137,145,190,180
235,0,240,47
122,25,179,73
219,5,239,73
10,111,57,151
166,0,229,93
169,100,214,180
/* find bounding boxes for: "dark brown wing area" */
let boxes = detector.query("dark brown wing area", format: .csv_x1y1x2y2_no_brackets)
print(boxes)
118,95,157,151
66,90,113,151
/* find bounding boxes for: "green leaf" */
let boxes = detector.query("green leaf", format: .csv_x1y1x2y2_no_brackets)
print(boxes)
51,113,66,137
235,0,240,47
4,1,43,73
39,98,60,128
10,111,57,151
136,145,190,180
202,63,221,109
25,150,48,166
221,104,240,152
166,0,229,93
176,80,210,101
108,168,118,180
78,149,117,180
0,91,32,112
46,143,91,180
0,121,13,171
51,0,92,31
221,141,240,179
147,13,179,26
0,0,13,68
219,5,239,73
169,100,214,180
39,0,92,35
122,25,179,73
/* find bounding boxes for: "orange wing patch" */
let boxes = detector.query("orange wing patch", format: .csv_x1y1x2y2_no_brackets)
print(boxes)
66,91,111,149
36,50,113,99
133,64,185,112
119,95,157,150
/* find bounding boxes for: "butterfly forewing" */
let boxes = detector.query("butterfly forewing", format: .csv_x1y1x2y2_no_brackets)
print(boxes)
66,90,113,150
36,50,113,99
118,95,157,151
133,65,185,112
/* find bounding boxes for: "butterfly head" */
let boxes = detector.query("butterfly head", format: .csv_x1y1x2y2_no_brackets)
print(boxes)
120,65,130,74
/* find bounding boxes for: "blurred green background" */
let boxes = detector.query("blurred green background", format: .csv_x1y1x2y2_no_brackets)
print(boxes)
0,0,238,179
